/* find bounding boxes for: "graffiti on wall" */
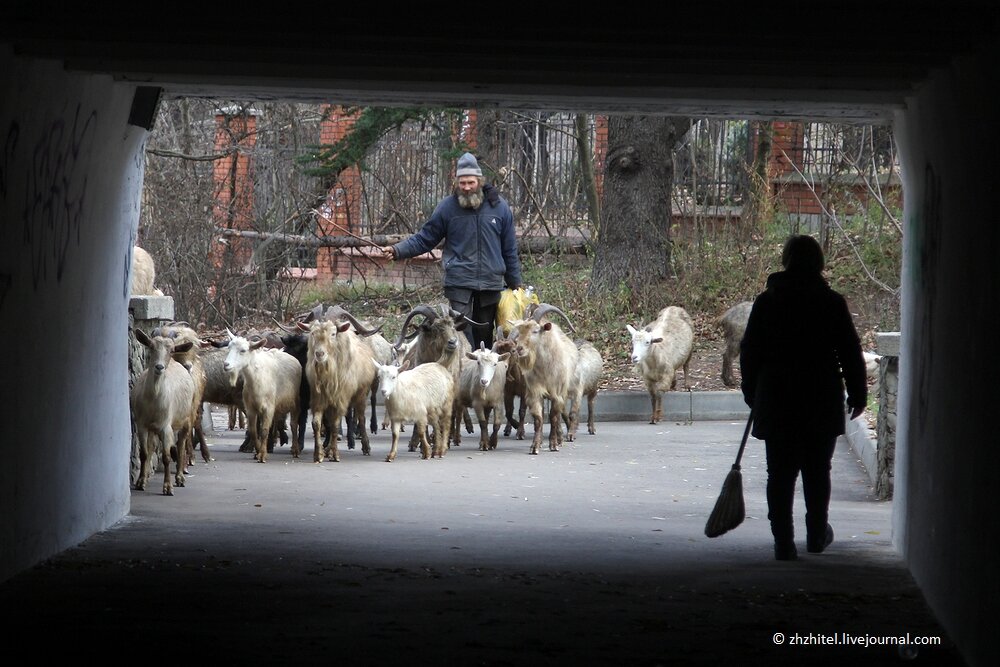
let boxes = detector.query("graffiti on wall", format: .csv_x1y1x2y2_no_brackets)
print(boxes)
0,122,19,311
20,105,98,290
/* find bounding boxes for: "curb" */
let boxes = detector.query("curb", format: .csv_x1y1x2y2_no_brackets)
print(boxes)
596,391,879,488
594,390,750,422
204,390,879,483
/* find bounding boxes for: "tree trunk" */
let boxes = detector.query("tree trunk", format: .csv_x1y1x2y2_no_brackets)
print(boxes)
589,116,690,297
743,120,773,240
476,110,501,178
575,114,601,235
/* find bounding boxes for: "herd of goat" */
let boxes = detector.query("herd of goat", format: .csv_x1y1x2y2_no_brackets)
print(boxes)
128,247,755,495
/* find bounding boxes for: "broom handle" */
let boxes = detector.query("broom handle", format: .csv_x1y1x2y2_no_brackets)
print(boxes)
733,408,755,469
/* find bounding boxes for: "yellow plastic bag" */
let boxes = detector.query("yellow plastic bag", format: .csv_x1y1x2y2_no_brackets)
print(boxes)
496,286,539,335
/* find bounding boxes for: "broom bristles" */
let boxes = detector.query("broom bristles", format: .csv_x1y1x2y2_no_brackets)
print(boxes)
704,465,746,538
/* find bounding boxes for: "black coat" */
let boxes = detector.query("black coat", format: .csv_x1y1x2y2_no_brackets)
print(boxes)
740,270,868,440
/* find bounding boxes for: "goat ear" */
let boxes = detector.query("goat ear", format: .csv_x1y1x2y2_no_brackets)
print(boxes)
250,338,268,350
466,352,478,361
337,321,351,333
542,322,553,331
371,358,382,370
651,337,664,344
498,352,510,362
174,341,194,354
626,324,637,336
135,329,152,347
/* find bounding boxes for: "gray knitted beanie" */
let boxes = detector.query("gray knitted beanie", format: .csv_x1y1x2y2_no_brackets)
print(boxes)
455,152,482,177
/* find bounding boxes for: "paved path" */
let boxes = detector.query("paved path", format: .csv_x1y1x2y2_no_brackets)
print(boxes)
0,410,964,665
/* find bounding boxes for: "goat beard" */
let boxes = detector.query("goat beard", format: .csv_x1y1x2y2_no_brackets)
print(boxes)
455,186,484,210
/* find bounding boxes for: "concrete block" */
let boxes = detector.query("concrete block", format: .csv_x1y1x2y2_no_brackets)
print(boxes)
597,391,656,422
129,295,174,320
876,331,900,357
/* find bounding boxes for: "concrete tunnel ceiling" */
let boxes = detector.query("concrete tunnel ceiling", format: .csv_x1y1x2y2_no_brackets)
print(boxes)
5,9,996,123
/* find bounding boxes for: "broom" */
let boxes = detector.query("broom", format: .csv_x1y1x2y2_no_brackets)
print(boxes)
704,409,754,538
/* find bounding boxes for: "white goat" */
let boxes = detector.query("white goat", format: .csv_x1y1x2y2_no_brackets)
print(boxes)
372,357,455,462
392,303,475,448
151,322,211,466
130,245,158,296
305,304,390,441
223,330,302,463
507,303,580,455
564,340,604,440
130,330,196,495
455,341,510,451
627,305,694,424
302,318,377,462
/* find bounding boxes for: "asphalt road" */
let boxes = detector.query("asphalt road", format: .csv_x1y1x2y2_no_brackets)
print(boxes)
0,409,965,666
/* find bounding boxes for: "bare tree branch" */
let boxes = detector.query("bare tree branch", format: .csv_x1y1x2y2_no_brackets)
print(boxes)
214,227,590,254
146,147,236,162
774,144,899,295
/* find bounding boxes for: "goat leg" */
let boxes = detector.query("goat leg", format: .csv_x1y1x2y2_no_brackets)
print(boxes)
548,403,563,451
587,394,596,435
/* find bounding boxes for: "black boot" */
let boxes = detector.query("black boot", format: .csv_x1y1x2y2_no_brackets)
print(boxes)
774,540,798,561
807,523,834,553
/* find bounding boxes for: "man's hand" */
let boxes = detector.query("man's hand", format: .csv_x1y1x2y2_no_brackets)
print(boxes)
380,246,396,260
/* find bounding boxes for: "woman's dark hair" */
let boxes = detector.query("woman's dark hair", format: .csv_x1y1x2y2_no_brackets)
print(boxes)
781,234,825,274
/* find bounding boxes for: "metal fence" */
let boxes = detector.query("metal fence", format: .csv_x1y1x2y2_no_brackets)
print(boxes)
357,111,595,239
354,115,867,236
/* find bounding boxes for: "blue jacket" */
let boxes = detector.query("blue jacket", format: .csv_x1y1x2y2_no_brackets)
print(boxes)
392,188,522,292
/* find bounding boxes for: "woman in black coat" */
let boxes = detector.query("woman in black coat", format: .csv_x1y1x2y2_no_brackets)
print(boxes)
740,235,868,561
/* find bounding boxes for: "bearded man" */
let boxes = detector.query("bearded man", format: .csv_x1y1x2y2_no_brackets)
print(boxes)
381,152,523,349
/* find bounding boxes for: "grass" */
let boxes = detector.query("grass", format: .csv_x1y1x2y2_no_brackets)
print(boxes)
289,222,900,392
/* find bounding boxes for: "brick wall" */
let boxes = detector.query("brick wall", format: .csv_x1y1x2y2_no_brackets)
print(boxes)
210,110,257,275
316,106,364,282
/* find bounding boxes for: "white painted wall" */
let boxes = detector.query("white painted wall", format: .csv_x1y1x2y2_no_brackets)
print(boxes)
0,51,145,580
